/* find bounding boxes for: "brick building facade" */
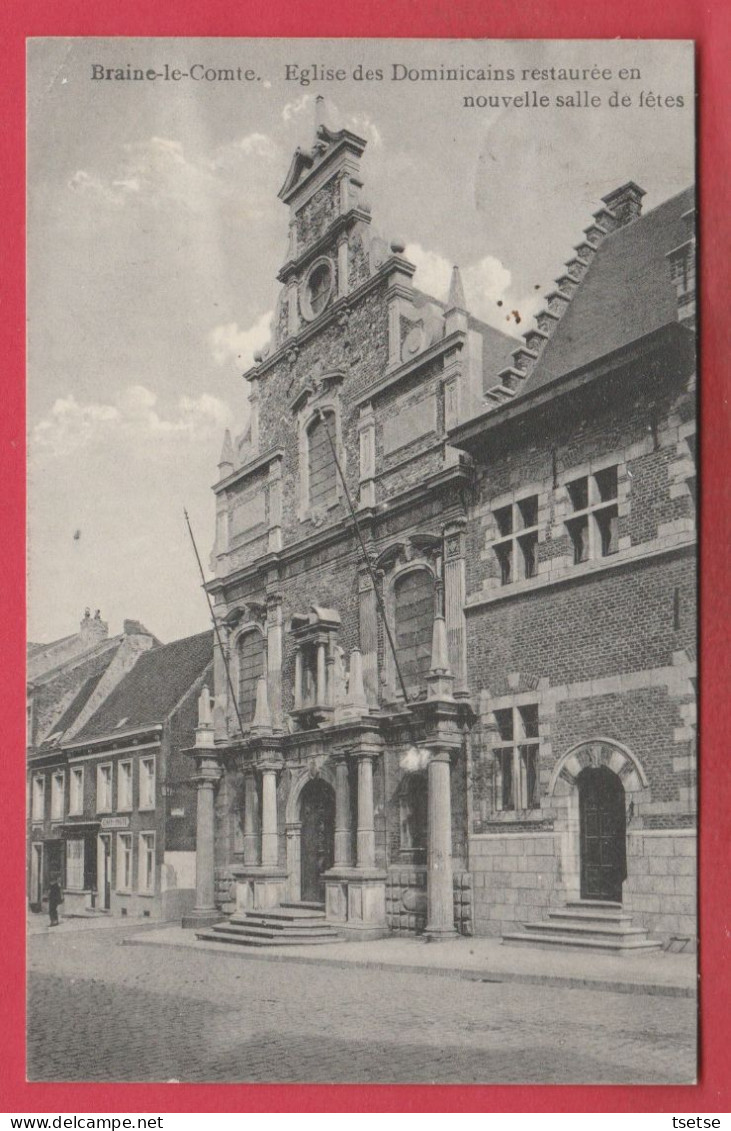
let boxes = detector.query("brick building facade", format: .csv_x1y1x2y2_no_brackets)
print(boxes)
29,629,213,921
187,103,697,950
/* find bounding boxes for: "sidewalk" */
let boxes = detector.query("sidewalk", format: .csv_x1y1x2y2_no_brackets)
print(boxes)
124,924,697,999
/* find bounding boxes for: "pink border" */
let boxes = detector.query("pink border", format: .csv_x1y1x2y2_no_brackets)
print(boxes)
3,0,729,1112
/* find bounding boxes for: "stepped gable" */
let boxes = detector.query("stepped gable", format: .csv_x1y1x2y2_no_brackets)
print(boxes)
74,629,214,740
483,183,694,409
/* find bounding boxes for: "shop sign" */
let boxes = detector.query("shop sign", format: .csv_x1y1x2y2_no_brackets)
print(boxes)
100,816,130,829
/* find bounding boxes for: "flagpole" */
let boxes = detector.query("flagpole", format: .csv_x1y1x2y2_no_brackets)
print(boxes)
184,507,246,738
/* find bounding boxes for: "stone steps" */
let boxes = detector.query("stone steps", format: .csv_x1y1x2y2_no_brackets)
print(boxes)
196,902,342,948
502,900,663,956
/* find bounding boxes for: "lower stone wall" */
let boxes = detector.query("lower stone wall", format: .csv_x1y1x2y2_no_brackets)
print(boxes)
469,828,697,944
386,867,473,936
470,833,559,938
624,828,697,946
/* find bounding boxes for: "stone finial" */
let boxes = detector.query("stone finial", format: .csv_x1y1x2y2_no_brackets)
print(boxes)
447,265,467,311
218,429,235,475
198,685,212,728
315,94,327,131
390,238,406,254
251,674,273,735
427,615,455,700
345,649,368,710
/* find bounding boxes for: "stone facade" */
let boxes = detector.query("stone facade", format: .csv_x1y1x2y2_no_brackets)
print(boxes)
195,107,697,949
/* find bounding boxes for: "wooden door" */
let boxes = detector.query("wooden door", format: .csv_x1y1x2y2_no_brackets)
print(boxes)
579,766,626,902
300,779,335,904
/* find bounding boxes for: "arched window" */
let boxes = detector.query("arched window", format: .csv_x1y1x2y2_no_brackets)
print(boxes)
307,411,338,510
237,631,265,724
399,773,428,862
394,568,435,694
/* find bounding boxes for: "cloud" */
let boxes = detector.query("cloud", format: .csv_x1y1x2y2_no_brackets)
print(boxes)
344,113,382,148
282,94,311,122
209,312,273,370
404,242,542,334
68,132,278,215
32,385,231,459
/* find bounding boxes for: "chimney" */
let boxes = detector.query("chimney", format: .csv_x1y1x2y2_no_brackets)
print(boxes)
600,182,646,228
123,619,150,637
79,608,108,646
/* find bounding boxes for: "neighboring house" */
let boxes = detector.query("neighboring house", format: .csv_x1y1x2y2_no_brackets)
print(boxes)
185,105,696,950
27,611,158,911
52,631,214,920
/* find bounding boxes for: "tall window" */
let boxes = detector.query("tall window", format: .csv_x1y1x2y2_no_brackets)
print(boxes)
66,839,85,891
117,833,133,891
139,833,155,893
238,631,265,724
139,757,156,810
51,772,65,821
32,775,45,822
96,764,112,813
394,569,435,695
307,411,338,510
493,495,539,585
493,704,541,812
565,465,618,564
69,767,84,815
399,773,428,861
118,760,133,811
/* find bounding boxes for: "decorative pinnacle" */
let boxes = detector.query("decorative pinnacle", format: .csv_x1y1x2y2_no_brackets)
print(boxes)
447,265,467,311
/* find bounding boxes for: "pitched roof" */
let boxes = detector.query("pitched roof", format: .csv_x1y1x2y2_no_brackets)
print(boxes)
73,630,214,742
38,671,106,750
522,186,695,396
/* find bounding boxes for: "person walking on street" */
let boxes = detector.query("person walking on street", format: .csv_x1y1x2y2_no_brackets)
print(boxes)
48,875,63,927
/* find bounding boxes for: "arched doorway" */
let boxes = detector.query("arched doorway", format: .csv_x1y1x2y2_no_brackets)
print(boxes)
299,778,335,904
578,765,627,902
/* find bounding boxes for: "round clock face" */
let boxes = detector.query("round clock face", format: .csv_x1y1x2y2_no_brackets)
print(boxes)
303,259,334,320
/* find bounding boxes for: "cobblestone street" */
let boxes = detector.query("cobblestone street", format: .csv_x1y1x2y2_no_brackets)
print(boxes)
27,922,697,1084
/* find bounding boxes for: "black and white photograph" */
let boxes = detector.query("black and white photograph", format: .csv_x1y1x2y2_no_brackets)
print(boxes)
26,37,698,1085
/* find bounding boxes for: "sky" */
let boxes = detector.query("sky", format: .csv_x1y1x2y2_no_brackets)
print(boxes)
26,38,694,644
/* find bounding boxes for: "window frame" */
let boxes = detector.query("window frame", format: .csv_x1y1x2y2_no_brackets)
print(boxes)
235,626,266,726
138,832,156,894
139,756,156,812
492,704,541,814
31,774,45,823
69,766,84,816
392,564,437,698
491,494,541,586
50,770,65,822
564,465,619,565
65,838,85,891
96,762,113,814
117,759,133,812
116,832,133,892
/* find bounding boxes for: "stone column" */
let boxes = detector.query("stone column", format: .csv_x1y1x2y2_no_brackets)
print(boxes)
243,769,259,866
182,753,222,928
425,751,457,940
334,756,353,867
356,754,376,869
443,521,468,696
294,645,303,710
358,569,379,707
261,766,279,867
316,641,327,706
266,594,283,727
